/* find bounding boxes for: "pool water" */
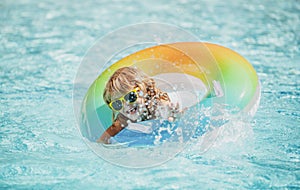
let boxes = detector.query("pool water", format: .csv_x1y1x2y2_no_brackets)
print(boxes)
1,0,299,189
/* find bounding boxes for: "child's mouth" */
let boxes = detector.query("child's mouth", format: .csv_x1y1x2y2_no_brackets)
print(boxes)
127,106,137,114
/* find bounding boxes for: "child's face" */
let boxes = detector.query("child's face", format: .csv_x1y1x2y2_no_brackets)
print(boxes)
110,87,146,121
119,94,145,121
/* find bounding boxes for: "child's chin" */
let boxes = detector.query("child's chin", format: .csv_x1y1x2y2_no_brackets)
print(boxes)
128,114,139,121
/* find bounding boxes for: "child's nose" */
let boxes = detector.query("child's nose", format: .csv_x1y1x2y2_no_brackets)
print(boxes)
123,101,130,106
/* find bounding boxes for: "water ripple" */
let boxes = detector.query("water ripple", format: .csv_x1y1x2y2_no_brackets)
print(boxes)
1,0,299,189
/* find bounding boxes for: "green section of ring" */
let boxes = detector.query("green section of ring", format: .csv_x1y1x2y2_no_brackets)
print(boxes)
204,43,258,109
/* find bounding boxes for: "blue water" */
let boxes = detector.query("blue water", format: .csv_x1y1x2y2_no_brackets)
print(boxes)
1,0,299,189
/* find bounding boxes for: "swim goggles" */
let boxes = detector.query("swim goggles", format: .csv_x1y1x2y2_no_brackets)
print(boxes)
108,88,139,111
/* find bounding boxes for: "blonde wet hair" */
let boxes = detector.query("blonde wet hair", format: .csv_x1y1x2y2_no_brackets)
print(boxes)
103,66,169,120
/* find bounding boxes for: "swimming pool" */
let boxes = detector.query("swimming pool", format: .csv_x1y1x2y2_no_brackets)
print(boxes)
1,0,299,189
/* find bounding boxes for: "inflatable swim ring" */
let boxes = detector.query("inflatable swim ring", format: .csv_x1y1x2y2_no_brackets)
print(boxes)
80,42,260,143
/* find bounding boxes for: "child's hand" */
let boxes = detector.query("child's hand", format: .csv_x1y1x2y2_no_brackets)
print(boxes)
167,102,183,122
157,101,186,122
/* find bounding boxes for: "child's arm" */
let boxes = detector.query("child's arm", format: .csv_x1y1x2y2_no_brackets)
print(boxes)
96,120,123,144
97,114,130,144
